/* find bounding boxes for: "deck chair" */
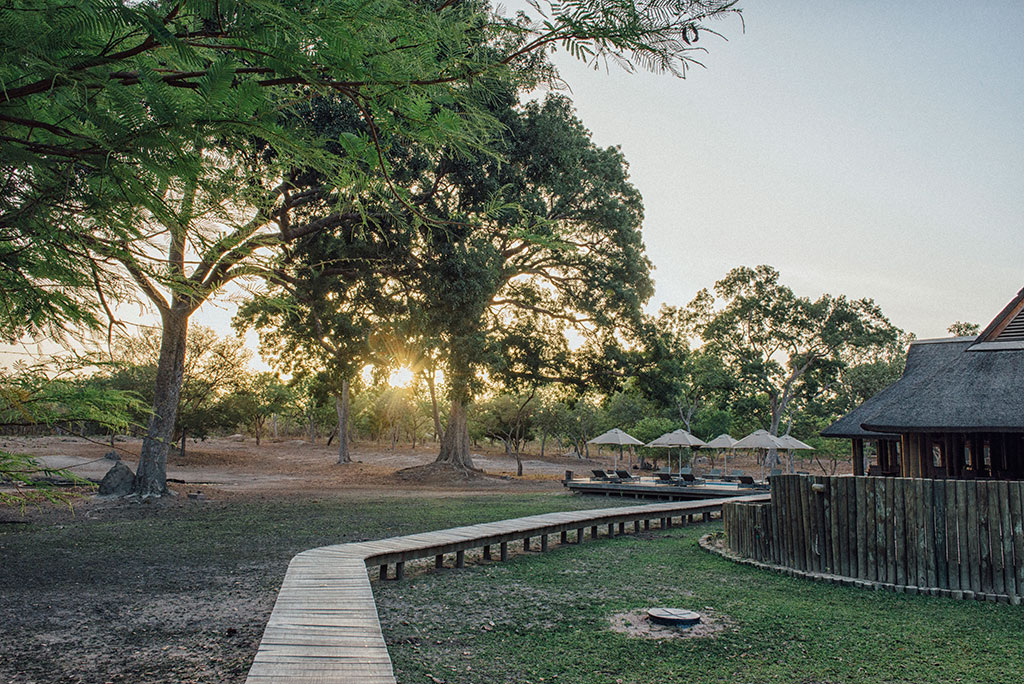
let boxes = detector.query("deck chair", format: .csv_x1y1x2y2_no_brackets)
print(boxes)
737,475,757,487
679,467,693,475
615,469,637,481
678,472,698,483
655,472,676,484
707,468,724,479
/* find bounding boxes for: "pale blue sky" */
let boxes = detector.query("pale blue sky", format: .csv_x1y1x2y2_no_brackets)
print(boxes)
545,0,1024,337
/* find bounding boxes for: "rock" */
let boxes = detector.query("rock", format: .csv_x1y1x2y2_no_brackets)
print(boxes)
228,433,245,442
103,450,120,461
98,462,134,496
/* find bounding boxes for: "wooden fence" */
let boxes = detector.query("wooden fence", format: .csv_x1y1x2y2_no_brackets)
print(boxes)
723,474,1024,601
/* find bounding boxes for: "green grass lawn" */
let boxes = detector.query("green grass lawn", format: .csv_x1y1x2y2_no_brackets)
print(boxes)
2,491,1021,683
374,522,1024,684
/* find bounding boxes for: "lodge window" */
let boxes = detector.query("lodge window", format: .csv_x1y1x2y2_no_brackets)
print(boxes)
931,443,943,468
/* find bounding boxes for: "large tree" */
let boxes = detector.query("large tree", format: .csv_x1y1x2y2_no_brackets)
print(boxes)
404,94,654,469
691,265,901,437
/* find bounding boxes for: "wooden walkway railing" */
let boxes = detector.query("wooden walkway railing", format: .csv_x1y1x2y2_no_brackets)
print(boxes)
245,493,768,683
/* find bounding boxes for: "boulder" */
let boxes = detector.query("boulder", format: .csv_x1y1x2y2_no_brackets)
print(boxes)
98,462,135,496
103,450,120,461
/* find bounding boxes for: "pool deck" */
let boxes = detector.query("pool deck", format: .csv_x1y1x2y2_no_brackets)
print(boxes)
564,476,768,501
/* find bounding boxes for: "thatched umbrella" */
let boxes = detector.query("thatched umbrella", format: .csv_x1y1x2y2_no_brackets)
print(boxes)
645,430,706,472
775,434,814,473
702,433,737,473
589,428,643,469
733,430,787,479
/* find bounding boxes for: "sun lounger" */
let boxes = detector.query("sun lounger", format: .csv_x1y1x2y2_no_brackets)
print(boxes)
615,469,637,481
737,475,757,487
655,472,676,484
707,468,724,480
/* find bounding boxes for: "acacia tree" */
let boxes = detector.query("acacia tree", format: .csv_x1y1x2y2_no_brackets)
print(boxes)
692,265,901,438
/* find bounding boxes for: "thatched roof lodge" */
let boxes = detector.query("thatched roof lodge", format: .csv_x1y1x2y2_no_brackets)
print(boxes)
823,288,1024,479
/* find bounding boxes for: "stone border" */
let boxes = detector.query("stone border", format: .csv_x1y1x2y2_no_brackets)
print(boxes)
699,533,1023,605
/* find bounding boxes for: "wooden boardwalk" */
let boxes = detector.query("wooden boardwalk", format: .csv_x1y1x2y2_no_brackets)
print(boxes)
245,493,769,683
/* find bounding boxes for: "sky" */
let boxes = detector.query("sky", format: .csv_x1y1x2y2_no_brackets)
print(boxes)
542,0,1024,337
4,1,1022,367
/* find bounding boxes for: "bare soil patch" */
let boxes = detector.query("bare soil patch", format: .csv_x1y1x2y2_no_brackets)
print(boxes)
607,607,734,640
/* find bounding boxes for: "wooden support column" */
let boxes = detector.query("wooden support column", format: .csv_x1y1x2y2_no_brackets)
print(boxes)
395,562,405,580
379,564,388,580
483,545,491,560
560,530,568,544
644,519,650,531
853,438,866,476
523,537,531,551
435,554,444,569
591,525,598,538
500,542,508,561
541,534,549,552
577,528,584,543
455,550,465,568
618,522,625,534
607,523,615,537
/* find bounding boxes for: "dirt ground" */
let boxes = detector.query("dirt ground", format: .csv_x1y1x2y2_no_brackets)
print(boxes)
1,434,606,502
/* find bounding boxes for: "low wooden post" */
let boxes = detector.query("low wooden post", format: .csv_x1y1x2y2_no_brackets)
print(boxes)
577,528,584,543
607,523,615,537
395,562,405,580
500,542,508,561
703,511,711,522
618,522,625,534
591,525,598,538
379,564,388,580
541,534,549,552
435,554,444,569
560,530,568,544
483,545,491,561
523,536,531,551
644,519,650,531
455,550,465,568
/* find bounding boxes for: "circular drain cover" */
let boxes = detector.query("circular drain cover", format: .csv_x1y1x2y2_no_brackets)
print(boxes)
647,608,701,626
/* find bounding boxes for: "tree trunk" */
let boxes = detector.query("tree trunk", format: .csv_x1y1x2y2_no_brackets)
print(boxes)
540,431,547,459
335,380,350,464
436,397,475,469
180,429,186,460
133,308,189,497
426,370,442,442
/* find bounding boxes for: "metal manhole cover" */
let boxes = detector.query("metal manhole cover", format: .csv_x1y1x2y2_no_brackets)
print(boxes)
647,608,701,626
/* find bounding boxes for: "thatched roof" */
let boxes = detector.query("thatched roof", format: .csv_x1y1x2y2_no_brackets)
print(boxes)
859,335,1024,433
824,288,1024,437
821,384,904,441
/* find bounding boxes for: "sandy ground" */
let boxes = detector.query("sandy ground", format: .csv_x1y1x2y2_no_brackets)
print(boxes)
1,434,617,500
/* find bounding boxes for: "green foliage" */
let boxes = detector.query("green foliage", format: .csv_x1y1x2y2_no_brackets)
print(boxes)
948,320,981,337
0,357,142,506
219,372,293,445
691,265,901,435
1,0,742,341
